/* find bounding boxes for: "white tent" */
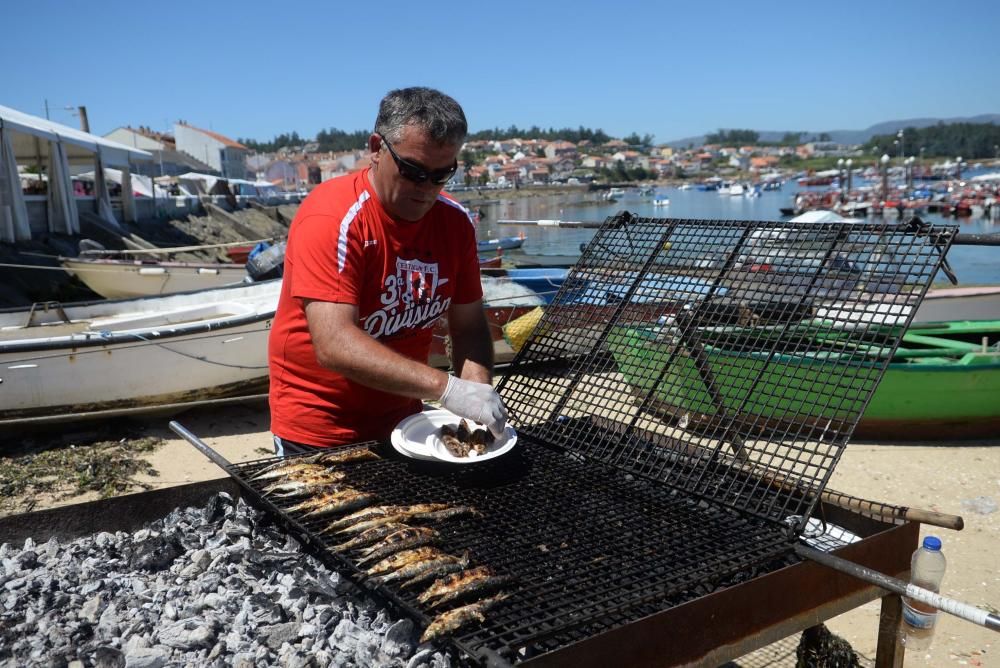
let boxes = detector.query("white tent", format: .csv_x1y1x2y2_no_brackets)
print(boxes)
0,104,152,242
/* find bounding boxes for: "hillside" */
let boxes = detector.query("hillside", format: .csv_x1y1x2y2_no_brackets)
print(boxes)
665,113,1000,148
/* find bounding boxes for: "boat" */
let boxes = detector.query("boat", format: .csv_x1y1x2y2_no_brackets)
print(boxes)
477,235,525,253
61,257,248,299
607,318,1000,441
915,285,1000,323
428,275,545,367
0,280,280,424
480,267,567,303
653,198,671,207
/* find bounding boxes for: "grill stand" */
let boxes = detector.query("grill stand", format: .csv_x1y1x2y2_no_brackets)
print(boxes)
0,475,921,668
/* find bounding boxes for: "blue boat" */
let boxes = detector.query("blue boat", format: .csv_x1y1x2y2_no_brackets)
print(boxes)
477,235,525,253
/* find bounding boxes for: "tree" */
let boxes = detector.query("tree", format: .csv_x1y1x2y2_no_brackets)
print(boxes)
705,129,760,145
818,132,831,142
862,122,1000,158
781,132,803,145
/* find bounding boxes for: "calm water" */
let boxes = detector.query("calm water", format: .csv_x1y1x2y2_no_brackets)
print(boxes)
477,179,1000,286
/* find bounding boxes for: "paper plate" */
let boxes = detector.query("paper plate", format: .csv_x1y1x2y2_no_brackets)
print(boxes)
391,409,517,464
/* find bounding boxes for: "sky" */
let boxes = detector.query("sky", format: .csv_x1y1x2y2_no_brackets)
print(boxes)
3,0,999,145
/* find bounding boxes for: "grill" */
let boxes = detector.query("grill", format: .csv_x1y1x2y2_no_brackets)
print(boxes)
188,213,955,665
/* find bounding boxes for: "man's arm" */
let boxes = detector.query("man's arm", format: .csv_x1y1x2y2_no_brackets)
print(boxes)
446,300,494,385
305,300,448,399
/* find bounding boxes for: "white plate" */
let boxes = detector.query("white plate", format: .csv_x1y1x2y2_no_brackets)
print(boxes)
390,414,438,461
392,409,517,464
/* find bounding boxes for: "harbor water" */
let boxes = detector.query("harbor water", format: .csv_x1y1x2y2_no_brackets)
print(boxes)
475,179,1000,287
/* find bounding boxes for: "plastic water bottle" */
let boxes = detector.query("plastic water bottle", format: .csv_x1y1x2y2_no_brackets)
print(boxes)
900,535,946,652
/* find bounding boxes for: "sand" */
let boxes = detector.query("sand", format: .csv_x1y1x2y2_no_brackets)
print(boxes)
7,402,998,666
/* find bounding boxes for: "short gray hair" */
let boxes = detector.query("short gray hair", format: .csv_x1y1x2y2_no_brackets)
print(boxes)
374,87,467,146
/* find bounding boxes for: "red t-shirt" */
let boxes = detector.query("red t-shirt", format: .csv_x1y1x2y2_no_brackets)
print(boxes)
268,169,483,447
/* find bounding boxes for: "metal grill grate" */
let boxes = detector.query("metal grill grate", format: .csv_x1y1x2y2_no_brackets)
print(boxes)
227,445,799,665
497,213,955,530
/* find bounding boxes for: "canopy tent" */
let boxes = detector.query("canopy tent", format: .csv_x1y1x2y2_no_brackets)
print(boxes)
0,104,152,242
79,168,175,199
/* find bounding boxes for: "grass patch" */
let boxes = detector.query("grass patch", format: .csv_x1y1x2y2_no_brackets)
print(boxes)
0,435,163,516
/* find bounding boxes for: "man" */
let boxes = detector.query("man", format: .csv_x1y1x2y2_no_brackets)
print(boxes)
268,87,506,454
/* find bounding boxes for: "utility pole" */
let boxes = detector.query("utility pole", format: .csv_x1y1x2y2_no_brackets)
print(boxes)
44,99,50,119
78,106,90,133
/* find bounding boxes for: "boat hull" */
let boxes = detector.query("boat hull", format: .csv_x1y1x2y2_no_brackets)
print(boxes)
607,326,1000,441
62,258,247,299
0,281,279,421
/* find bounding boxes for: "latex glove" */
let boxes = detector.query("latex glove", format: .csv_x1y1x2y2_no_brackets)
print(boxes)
438,375,508,438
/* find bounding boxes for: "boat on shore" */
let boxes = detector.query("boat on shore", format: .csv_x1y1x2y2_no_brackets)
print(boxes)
61,257,249,299
0,280,280,425
607,318,1000,441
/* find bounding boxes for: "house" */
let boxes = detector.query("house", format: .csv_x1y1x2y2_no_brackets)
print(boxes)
580,155,608,169
544,140,578,161
750,156,780,170
104,126,216,177
174,122,249,179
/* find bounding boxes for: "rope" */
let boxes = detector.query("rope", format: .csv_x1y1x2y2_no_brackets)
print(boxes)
79,237,278,256
3,325,272,369
0,262,243,274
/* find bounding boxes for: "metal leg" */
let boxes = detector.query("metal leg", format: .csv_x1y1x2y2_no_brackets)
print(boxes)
875,593,905,668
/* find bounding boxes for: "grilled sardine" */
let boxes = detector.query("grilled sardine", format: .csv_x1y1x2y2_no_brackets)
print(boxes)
364,547,448,577
419,593,510,643
300,448,381,465
376,553,470,586
287,489,375,518
417,566,495,604
428,575,513,609
400,561,469,589
330,522,412,550
332,503,455,534
261,471,348,496
250,462,331,481
357,526,439,564
324,504,437,532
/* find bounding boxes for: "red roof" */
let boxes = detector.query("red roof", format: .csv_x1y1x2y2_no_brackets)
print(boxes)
178,122,247,150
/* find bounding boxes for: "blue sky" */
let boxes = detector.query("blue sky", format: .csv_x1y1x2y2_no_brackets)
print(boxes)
3,0,998,144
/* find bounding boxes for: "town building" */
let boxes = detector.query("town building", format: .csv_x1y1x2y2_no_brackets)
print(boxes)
173,122,248,179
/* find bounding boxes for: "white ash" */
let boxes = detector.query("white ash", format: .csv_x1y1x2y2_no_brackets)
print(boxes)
0,493,452,668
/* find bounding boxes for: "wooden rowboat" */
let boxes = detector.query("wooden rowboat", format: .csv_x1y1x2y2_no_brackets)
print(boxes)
0,280,280,424
61,257,248,299
607,319,1000,441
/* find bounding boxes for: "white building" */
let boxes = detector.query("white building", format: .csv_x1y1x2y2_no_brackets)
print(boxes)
104,126,216,177
174,122,248,179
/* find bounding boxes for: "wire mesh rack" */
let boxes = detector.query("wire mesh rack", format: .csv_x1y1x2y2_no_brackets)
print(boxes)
497,212,956,531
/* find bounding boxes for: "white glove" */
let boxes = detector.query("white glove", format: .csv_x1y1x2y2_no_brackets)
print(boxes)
438,375,508,438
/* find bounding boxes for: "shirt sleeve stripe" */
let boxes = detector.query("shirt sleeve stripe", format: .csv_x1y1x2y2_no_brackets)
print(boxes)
436,194,476,230
338,190,371,272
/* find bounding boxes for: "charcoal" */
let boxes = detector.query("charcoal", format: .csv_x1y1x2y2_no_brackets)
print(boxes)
130,534,182,572
91,646,126,668
0,494,421,666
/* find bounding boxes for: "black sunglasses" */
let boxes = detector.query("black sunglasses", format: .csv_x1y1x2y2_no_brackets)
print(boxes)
379,134,457,186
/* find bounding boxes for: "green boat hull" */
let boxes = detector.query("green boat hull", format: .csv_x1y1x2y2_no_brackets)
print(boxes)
608,320,1000,441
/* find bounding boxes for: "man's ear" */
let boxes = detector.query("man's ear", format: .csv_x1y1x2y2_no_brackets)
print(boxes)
367,133,382,158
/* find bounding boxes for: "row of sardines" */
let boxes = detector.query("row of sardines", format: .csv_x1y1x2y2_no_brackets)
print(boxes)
248,448,511,643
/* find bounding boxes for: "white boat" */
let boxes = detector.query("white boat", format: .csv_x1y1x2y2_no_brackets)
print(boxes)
653,198,670,207
728,184,745,196
61,257,249,299
0,280,280,424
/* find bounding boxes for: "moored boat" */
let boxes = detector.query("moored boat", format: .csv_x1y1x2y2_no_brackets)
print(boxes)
0,280,280,424
607,319,1000,441
477,235,525,253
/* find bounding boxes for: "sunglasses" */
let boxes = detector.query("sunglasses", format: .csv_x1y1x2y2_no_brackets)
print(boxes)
379,134,457,186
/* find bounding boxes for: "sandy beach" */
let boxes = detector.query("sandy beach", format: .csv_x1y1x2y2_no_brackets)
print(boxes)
4,402,997,666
